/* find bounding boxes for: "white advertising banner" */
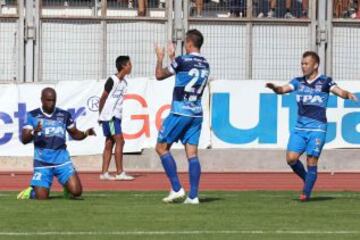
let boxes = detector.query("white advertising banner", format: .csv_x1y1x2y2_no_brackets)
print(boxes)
0,78,211,156
210,80,360,149
2,79,359,156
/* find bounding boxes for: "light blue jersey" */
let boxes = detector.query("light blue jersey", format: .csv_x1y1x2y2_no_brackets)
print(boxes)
287,74,336,157
168,52,210,117
24,108,75,165
289,74,336,132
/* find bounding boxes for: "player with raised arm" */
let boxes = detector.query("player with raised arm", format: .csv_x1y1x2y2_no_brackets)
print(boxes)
154,29,210,204
266,51,357,201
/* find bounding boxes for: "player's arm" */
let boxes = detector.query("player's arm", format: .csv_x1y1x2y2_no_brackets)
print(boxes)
154,43,174,80
266,83,293,94
331,86,358,101
22,121,42,144
99,78,113,114
99,91,109,114
67,127,96,140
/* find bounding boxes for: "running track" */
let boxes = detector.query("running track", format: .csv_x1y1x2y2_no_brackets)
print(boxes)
1,172,359,191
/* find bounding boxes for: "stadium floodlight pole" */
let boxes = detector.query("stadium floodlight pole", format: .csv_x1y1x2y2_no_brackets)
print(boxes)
317,0,327,74
25,0,35,82
173,0,184,55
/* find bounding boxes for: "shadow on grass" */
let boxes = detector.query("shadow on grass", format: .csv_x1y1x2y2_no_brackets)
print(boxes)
200,197,223,203
293,196,335,202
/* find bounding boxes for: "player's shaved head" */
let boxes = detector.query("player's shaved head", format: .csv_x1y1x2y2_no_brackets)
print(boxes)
41,87,56,98
41,87,56,114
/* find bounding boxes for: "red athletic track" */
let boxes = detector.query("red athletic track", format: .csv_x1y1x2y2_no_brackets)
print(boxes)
1,172,360,192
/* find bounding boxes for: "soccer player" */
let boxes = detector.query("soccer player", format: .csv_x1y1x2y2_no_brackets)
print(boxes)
98,56,134,181
17,87,96,200
266,51,358,201
154,29,210,204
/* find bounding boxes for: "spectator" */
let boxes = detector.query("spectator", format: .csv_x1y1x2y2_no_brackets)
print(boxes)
158,0,165,9
333,0,350,18
190,0,204,17
350,0,360,18
137,0,148,16
229,0,246,17
256,0,308,18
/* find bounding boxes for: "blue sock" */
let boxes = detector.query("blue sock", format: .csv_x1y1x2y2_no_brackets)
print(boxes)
303,166,318,198
188,157,201,199
288,160,307,182
160,152,181,192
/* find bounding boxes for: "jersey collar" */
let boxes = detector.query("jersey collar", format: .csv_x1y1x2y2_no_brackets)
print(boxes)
40,107,56,118
305,73,322,84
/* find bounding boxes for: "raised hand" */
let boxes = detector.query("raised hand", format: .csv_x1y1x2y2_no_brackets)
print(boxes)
167,41,176,60
154,43,165,62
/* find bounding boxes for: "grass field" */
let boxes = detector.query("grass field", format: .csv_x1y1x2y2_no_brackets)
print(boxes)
1,191,360,240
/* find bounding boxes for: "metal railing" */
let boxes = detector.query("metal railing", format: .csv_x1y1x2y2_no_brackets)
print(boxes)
0,0,359,82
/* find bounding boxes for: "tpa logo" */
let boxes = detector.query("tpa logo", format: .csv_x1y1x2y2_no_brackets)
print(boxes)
44,126,65,136
297,95,323,104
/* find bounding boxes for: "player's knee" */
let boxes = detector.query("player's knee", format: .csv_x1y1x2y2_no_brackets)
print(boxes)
104,139,114,150
36,192,49,200
155,144,166,156
70,186,82,197
72,189,82,197
286,157,297,165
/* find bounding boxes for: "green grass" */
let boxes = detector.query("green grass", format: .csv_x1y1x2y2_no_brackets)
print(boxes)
1,191,360,240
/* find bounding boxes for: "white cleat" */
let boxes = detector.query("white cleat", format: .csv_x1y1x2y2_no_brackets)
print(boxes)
99,172,115,180
184,197,200,205
115,172,135,181
162,188,185,203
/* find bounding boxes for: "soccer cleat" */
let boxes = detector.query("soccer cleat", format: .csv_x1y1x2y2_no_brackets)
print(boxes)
99,172,115,180
299,194,309,202
115,172,135,181
17,187,33,200
162,188,185,203
184,197,200,205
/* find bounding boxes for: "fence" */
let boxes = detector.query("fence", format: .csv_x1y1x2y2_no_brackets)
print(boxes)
0,0,359,82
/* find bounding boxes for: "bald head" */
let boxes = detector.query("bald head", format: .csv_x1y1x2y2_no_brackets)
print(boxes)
41,87,56,114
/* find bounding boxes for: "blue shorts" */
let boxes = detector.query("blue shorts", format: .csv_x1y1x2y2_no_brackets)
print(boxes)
30,161,76,189
287,130,326,158
102,117,122,137
157,113,203,145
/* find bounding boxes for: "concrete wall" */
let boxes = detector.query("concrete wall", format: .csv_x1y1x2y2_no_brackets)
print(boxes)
1,149,360,172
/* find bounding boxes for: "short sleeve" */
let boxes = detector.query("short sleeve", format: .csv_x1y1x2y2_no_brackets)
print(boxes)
66,112,75,130
23,112,34,130
289,78,299,91
328,77,337,91
168,56,183,74
104,77,114,94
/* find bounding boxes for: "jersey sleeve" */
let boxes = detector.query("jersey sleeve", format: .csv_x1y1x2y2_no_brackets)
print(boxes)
104,77,114,94
168,56,183,74
288,78,299,91
23,112,35,130
327,77,337,92
66,112,75,130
